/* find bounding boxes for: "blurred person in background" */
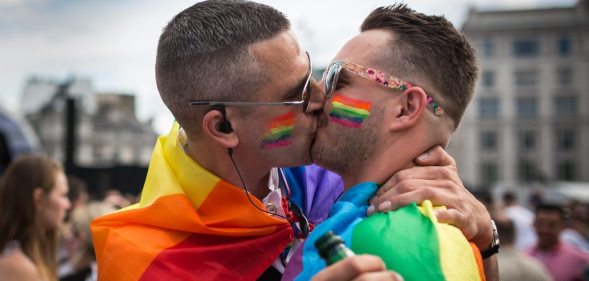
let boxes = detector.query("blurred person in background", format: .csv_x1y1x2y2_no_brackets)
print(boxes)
503,191,537,250
65,176,89,219
59,176,90,279
495,216,552,281
561,201,589,254
101,189,130,210
0,155,71,281
528,203,589,281
60,202,116,281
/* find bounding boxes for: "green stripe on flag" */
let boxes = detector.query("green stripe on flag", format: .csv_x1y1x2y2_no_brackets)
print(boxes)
351,203,446,281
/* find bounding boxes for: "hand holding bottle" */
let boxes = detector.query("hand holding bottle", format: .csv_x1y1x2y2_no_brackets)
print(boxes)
313,231,404,281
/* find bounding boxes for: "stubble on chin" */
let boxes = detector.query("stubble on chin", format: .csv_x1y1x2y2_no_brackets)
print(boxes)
311,106,381,176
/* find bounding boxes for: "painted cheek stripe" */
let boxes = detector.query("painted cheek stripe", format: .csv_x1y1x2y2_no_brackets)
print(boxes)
262,111,296,148
329,95,372,128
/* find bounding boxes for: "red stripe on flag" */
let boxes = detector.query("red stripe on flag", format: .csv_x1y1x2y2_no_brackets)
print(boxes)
139,226,292,280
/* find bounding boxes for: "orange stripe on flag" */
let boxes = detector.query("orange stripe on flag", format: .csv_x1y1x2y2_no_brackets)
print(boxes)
332,95,372,110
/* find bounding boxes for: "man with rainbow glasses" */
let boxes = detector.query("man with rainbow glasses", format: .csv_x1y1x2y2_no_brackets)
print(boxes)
284,4,498,281
91,1,497,280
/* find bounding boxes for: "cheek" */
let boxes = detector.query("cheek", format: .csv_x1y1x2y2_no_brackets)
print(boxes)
328,94,372,129
260,111,296,149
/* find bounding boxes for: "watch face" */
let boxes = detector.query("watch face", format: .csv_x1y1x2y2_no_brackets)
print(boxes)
491,219,500,247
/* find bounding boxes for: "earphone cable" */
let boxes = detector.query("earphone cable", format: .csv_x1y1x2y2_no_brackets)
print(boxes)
227,150,288,220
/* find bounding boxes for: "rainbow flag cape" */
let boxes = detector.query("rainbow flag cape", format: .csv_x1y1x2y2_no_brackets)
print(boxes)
289,182,485,281
91,123,293,281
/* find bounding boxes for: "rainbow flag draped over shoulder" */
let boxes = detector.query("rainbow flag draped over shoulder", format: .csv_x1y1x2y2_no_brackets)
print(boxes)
289,182,484,281
91,123,293,281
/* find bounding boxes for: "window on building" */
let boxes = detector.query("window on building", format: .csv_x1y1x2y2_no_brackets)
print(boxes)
483,38,495,57
557,36,571,56
556,160,576,181
554,96,577,117
515,70,538,87
518,159,535,182
555,129,576,151
518,130,536,152
513,39,539,57
480,130,498,151
482,71,495,88
556,67,573,85
479,98,500,118
481,162,498,186
516,97,538,118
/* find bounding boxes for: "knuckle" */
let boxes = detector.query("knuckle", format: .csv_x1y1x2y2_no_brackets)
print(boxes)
348,256,365,272
437,167,453,180
420,187,434,200
395,170,410,181
397,181,416,193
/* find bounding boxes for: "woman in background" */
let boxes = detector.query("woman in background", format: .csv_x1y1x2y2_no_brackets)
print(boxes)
0,155,71,281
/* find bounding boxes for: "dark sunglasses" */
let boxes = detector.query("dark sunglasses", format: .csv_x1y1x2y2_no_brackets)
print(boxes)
287,200,310,238
323,60,444,116
190,51,313,113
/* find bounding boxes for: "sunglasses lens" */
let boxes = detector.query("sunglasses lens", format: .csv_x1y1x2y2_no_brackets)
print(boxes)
289,202,310,238
324,63,339,98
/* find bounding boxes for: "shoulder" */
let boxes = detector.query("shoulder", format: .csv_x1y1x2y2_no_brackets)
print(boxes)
0,247,40,281
562,244,589,262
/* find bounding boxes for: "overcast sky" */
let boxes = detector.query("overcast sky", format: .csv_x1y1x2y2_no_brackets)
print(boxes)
0,0,576,134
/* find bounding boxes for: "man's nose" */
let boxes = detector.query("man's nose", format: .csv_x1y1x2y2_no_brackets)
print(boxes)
305,78,326,114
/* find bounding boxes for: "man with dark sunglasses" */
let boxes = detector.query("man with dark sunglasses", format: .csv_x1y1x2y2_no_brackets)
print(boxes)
284,4,499,281
91,1,495,280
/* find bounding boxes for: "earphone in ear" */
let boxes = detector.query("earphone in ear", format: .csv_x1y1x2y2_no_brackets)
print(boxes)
207,104,233,133
219,118,233,133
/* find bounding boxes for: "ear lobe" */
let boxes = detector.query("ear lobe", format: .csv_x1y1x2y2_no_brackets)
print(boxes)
202,110,239,148
33,187,44,208
391,87,428,130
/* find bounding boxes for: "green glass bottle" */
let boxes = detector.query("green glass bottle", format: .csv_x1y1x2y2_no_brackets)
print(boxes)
315,231,355,265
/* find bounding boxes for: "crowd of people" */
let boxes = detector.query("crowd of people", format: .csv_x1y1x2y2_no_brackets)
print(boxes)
0,1,588,280
485,191,589,281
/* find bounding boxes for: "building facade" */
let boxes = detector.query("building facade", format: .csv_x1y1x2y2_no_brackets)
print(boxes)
451,0,589,188
24,78,157,167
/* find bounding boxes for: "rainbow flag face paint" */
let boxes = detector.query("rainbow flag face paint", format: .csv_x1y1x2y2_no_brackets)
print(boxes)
329,95,372,128
262,111,296,148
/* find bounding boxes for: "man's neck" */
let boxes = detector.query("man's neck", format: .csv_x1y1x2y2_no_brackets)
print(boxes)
340,133,428,190
341,150,414,191
340,130,436,191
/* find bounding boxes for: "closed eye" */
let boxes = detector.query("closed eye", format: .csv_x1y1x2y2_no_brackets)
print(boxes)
334,72,350,91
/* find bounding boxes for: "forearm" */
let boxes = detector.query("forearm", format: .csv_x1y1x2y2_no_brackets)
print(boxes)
483,256,498,281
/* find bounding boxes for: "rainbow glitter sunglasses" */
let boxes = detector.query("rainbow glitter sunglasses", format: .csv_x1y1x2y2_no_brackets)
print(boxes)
323,60,444,116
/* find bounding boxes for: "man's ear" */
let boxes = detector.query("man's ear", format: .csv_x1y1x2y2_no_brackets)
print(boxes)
390,87,428,131
202,109,239,149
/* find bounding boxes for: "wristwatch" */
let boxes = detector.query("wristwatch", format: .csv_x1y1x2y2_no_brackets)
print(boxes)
480,219,500,259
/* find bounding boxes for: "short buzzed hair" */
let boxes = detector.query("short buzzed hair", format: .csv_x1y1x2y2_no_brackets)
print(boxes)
535,203,566,221
156,0,290,135
361,4,478,129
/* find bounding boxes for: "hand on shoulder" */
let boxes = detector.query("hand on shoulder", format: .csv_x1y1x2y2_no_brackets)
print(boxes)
369,146,493,249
